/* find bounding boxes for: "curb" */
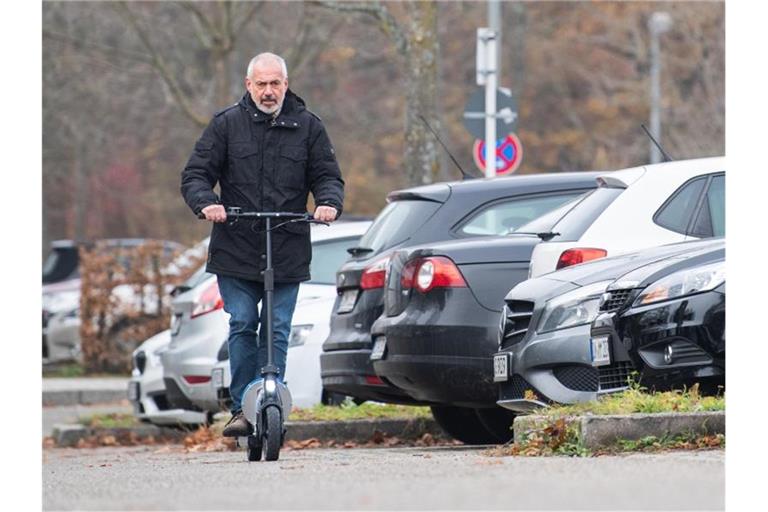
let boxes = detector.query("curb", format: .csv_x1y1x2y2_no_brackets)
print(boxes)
513,411,725,450
52,424,188,447
285,417,445,443
51,417,446,448
43,390,128,407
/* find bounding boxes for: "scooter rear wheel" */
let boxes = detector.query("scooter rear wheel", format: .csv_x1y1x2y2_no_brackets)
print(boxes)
247,435,262,462
264,406,282,461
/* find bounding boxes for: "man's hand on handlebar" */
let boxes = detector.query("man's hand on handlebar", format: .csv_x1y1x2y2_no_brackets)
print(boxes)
314,205,337,223
201,204,227,223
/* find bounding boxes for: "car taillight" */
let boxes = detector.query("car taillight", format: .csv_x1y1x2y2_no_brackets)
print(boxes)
413,256,467,293
556,248,608,270
400,258,420,289
191,281,224,318
183,375,211,384
360,255,391,290
365,375,385,386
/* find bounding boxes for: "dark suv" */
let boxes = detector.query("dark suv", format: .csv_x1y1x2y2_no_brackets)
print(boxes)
320,172,601,404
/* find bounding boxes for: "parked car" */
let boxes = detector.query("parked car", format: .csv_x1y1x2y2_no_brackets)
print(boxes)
368,194,604,443
127,329,208,426
210,292,343,411
321,172,601,405
527,157,724,277
591,240,725,394
42,238,196,363
162,220,371,415
493,238,725,414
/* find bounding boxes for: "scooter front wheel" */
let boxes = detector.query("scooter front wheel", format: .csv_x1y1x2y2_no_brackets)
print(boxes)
263,406,282,461
247,435,262,462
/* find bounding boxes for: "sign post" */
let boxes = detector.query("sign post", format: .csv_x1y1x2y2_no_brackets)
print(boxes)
477,28,498,179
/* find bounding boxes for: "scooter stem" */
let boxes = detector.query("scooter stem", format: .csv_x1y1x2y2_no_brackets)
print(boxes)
264,217,275,372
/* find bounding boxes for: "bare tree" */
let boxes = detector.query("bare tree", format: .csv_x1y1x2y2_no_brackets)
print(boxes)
315,1,442,186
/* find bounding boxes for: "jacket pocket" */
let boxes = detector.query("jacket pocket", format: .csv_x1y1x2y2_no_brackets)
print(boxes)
228,143,260,183
278,145,307,190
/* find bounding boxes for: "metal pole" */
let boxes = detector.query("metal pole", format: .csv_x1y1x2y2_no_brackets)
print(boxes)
648,12,672,164
484,30,497,179
488,0,501,79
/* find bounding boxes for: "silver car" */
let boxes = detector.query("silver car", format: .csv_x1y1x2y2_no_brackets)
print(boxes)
162,220,372,415
128,329,207,426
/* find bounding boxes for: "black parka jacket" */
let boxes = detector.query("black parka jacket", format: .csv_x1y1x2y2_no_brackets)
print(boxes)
181,90,345,282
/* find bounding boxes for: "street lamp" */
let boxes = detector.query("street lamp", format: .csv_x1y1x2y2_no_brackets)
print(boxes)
648,11,673,164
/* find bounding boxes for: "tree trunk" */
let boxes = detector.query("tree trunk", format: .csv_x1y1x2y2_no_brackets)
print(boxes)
403,1,441,186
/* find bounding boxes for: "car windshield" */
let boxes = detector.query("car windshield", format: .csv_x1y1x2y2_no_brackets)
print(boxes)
355,200,441,257
516,187,623,241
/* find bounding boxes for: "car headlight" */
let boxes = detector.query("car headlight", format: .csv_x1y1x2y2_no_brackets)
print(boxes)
537,281,611,334
634,261,725,306
288,324,313,348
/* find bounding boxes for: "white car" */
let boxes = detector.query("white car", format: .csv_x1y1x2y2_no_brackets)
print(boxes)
127,329,207,426
210,291,339,411
163,220,372,414
526,157,725,277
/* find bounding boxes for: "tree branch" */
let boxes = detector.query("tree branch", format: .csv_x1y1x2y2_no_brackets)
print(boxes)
175,1,217,49
312,0,408,56
233,1,266,40
115,2,208,127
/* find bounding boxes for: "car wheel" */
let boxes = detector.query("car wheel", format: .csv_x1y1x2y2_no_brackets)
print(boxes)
474,407,516,443
321,389,348,406
430,405,498,445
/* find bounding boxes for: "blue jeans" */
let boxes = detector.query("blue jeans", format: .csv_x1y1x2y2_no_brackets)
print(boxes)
216,275,300,413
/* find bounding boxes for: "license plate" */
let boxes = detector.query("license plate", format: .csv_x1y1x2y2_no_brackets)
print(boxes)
211,368,224,389
590,335,611,367
493,353,509,382
337,290,359,314
370,337,387,361
170,313,182,336
127,381,140,401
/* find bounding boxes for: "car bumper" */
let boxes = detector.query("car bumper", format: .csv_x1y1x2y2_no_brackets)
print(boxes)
128,365,206,425
593,289,725,392
372,293,500,407
320,349,425,404
495,323,634,413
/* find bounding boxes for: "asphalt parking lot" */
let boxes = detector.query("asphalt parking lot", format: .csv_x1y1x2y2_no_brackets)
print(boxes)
43,444,724,510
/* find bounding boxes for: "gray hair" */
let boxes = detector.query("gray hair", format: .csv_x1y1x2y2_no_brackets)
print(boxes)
246,53,288,79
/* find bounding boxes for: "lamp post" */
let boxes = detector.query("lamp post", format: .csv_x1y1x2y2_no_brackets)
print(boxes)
648,11,673,164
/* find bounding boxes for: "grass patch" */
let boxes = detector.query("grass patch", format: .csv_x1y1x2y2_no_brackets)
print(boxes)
287,401,431,422
80,413,139,429
607,432,725,453
537,382,724,417
43,363,86,378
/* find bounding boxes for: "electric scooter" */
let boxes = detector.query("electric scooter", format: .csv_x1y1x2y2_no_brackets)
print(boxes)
199,206,327,461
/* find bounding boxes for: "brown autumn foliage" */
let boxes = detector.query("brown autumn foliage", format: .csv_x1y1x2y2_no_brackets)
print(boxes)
79,241,203,374
43,2,723,251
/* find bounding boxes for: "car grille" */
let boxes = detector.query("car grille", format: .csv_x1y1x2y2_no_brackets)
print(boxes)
500,300,535,349
554,365,599,392
553,360,636,392
598,361,636,391
134,351,147,375
599,289,635,313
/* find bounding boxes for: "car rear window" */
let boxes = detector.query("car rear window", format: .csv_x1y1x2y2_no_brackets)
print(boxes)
516,187,623,241
457,192,584,236
654,176,708,235
354,200,441,257
308,237,361,284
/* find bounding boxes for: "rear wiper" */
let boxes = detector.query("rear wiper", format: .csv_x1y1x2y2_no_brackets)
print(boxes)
507,231,561,241
346,246,374,256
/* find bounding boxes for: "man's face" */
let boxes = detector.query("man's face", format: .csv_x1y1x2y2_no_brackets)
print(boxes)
245,60,288,114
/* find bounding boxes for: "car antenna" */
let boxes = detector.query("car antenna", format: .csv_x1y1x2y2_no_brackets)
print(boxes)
641,124,674,162
418,114,479,180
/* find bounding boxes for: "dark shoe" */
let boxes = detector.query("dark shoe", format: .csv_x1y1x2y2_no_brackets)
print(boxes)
222,411,252,437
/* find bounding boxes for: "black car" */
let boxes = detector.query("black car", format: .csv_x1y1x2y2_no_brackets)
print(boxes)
591,239,725,394
493,238,725,415
320,172,601,404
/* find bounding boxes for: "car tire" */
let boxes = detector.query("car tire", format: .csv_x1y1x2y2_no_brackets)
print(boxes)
474,407,516,443
430,405,498,445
